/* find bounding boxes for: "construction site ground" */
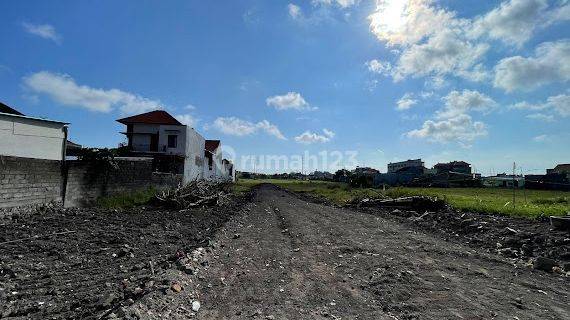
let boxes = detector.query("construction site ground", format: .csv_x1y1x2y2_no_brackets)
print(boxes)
1,184,569,319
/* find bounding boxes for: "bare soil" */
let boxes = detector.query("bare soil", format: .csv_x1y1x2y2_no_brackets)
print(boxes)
194,184,569,319
1,184,569,319
0,197,246,319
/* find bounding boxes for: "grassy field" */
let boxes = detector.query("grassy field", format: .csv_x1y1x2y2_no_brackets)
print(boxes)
236,179,570,218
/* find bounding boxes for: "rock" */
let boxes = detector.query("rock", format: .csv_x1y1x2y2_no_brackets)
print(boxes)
233,233,241,239
182,265,194,275
562,262,570,272
171,283,183,293
192,300,201,312
552,266,564,274
533,257,558,272
98,293,116,307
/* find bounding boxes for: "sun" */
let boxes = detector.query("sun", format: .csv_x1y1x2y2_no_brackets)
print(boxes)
369,0,410,42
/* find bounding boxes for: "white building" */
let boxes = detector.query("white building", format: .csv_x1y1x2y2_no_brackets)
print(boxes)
388,159,424,173
0,103,68,161
222,159,236,182
204,140,223,181
117,110,234,183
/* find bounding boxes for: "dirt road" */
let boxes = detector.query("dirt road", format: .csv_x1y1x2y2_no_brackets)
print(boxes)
195,185,569,319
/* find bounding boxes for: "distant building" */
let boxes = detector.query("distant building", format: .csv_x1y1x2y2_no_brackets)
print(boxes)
388,159,424,173
354,167,380,175
547,164,570,178
0,103,68,161
309,171,334,181
482,174,525,188
434,161,472,175
526,164,570,191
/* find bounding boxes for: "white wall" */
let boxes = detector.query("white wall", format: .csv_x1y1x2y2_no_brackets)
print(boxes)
0,115,66,161
183,127,205,183
130,124,186,155
159,125,186,155
203,145,224,181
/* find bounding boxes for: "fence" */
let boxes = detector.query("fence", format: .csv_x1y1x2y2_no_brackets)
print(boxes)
0,155,182,212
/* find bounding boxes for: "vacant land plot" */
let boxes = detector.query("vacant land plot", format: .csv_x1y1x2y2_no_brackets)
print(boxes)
236,179,570,218
0,199,245,319
194,185,569,319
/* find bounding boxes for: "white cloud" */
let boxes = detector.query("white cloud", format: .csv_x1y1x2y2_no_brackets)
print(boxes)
184,104,197,110
396,93,417,110
511,93,570,117
256,120,288,140
368,0,458,47
312,0,360,8
294,128,335,144
322,128,335,138
175,114,198,127
526,113,555,122
406,89,495,144
266,92,315,111
436,90,497,119
22,22,61,43
288,4,303,19
393,29,489,81
494,40,570,92
406,114,487,143
533,134,551,142
212,117,286,140
548,2,570,23
366,59,392,75
368,0,492,82
470,0,548,47
23,71,161,114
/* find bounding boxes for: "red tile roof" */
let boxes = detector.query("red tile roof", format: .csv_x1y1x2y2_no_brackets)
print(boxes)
205,140,220,153
116,110,182,125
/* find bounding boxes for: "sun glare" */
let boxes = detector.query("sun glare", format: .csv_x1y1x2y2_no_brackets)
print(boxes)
370,0,408,33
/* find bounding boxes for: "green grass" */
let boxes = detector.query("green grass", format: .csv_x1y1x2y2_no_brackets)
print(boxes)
236,179,570,218
96,187,158,209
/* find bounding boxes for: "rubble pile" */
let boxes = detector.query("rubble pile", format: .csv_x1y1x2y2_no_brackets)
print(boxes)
350,196,447,212
359,205,570,272
154,181,233,210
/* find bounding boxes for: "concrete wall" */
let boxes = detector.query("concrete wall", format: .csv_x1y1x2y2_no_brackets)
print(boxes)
64,158,155,207
183,127,205,183
0,156,184,210
0,114,66,161
130,123,186,155
0,156,63,208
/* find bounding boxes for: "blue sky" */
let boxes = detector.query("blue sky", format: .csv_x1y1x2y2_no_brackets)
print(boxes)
1,0,569,174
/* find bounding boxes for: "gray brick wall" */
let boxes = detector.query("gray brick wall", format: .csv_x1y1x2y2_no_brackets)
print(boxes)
0,156,183,210
64,159,156,207
0,156,63,208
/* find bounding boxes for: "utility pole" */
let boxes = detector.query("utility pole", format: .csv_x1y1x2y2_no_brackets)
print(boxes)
521,166,527,203
512,162,516,209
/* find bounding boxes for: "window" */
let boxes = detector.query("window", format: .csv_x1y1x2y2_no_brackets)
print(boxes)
167,135,177,148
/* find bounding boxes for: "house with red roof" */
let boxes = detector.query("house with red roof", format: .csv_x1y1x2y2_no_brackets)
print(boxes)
117,110,206,182
116,110,235,182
